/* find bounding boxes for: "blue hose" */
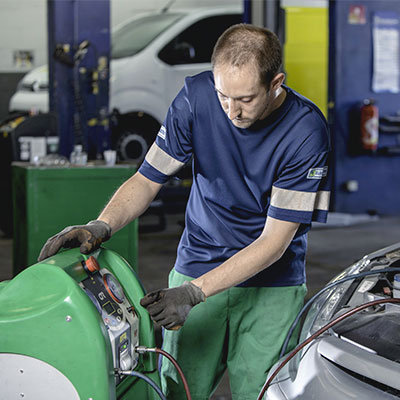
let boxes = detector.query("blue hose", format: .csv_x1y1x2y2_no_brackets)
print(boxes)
279,267,400,358
122,370,167,400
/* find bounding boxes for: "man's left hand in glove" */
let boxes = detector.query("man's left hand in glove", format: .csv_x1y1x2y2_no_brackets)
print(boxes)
140,281,206,330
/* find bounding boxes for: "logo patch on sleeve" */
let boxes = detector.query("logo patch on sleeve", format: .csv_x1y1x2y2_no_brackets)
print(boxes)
157,125,166,140
307,166,328,179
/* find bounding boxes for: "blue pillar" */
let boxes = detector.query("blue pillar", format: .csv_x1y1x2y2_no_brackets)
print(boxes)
47,0,110,159
243,0,252,23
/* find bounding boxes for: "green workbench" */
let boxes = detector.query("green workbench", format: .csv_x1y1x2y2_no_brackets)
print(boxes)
12,162,138,276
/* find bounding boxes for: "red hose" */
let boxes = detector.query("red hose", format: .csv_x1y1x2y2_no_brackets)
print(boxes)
257,297,400,400
155,347,192,400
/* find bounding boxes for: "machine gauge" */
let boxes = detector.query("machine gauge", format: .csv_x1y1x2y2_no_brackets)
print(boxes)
103,273,125,303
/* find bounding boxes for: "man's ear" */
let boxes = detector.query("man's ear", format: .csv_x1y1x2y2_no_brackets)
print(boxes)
269,72,285,91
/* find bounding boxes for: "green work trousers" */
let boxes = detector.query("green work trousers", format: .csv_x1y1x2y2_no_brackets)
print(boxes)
160,269,307,400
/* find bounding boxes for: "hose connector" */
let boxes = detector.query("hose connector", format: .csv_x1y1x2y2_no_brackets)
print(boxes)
133,346,192,400
135,346,157,354
119,369,132,376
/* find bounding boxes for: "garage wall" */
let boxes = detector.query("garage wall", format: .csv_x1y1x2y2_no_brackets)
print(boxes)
0,0,47,73
0,0,46,119
329,0,400,214
0,0,241,119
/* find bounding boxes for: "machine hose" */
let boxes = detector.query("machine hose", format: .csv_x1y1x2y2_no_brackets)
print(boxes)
257,297,400,400
279,267,400,358
120,370,166,400
135,346,192,400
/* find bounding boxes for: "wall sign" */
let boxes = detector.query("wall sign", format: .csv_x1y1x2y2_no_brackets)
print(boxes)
348,5,366,25
372,11,400,93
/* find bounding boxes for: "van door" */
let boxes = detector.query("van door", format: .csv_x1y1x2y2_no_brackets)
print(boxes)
157,14,242,108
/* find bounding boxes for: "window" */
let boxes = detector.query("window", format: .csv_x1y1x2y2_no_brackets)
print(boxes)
158,14,242,65
111,13,185,59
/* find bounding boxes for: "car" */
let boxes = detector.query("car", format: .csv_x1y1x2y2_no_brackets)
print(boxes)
261,242,400,400
9,6,242,163
8,65,49,114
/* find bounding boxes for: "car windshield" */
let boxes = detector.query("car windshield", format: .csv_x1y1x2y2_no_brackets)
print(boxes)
111,12,185,59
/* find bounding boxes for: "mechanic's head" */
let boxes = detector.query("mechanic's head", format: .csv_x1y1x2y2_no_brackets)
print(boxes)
211,24,285,128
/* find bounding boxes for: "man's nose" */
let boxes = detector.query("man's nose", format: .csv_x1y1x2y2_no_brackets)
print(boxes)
227,99,240,120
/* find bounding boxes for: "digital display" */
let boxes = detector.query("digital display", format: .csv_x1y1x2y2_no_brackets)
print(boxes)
103,302,115,315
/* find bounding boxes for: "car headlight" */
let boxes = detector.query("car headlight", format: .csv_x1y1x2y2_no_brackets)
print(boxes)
330,256,371,283
299,256,371,342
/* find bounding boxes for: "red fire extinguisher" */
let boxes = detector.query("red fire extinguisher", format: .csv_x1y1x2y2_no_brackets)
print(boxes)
360,98,379,151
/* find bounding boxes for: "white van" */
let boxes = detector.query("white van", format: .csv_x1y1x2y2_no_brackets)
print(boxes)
9,7,242,163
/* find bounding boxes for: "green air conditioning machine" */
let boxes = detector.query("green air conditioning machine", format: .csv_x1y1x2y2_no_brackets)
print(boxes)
0,247,160,399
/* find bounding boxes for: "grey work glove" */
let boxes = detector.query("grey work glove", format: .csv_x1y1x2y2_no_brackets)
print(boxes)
140,281,206,330
38,220,111,261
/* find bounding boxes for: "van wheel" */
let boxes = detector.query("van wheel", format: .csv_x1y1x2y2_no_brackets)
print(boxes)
116,130,149,164
111,111,160,165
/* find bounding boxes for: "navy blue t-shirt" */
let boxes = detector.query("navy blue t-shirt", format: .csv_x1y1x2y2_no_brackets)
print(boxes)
139,71,331,287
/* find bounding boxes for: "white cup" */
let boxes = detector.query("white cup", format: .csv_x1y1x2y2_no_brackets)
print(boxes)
104,150,116,166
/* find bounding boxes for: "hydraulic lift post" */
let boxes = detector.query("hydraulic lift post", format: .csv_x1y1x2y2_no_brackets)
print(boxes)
47,0,111,159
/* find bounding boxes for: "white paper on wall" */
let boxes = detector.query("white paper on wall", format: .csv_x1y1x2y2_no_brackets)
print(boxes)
372,11,400,93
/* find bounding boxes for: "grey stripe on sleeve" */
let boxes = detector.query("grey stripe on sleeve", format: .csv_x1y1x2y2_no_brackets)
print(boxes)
314,190,330,211
271,186,330,212
145,142,185,176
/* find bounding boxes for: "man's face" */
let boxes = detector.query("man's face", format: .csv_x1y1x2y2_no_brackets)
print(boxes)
213,63,279,129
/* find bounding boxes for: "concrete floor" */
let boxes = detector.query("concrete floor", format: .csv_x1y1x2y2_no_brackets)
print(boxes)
1,212,400,399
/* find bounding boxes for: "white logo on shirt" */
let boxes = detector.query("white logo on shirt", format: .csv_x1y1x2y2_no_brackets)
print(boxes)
307,166,328,179
157,125,166,140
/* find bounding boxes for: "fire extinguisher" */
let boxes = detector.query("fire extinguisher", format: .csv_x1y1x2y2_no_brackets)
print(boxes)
360,98,379,151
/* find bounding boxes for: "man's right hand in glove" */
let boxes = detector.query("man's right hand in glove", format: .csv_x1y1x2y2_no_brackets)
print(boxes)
140,281,206,330
38,220,112,261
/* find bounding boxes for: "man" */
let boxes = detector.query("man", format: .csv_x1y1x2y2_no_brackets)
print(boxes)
39,24,331,399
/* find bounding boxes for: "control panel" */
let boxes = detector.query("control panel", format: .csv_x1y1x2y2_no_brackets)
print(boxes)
79,256,139,381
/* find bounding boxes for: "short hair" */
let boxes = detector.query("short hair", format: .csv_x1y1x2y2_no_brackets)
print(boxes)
211,24,282,88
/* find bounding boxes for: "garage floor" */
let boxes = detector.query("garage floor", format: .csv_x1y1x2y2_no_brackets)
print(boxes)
1,212,400,399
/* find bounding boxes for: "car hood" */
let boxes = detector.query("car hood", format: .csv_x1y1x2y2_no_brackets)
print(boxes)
19,65,48,88
265,242,400,399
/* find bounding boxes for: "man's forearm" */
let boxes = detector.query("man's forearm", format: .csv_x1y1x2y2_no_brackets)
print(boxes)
192,218,299,297
98,172,162,234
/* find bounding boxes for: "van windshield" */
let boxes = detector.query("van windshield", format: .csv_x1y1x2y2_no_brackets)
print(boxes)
111,13,185,59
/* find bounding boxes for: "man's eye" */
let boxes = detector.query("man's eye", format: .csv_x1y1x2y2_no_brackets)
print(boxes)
241,98,252,103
